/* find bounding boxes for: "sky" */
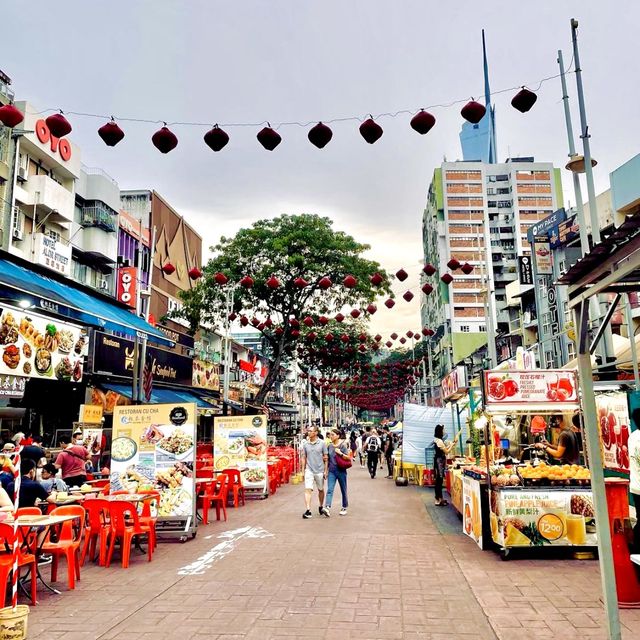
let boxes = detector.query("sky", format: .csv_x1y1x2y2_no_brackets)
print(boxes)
3,1,639,341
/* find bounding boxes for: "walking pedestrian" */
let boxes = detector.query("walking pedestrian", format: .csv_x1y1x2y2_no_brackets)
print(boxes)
433,424,458,506
355,430,365,466
349,430,358,460
382,426,395,478
324,428,350,516
366,428,382,479
300,426,329,519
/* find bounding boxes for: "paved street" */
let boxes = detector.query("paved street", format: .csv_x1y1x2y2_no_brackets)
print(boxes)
28,466,640,640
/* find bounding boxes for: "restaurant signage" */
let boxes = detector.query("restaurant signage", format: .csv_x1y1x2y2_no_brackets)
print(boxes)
526,208,567,243
441,365,468,401
154,323,194,350
90,330,192,386
517,255,533,286
33,233,72,276
0,375,27,398
595,392,631,473
79,404,103,424
116,267,137,308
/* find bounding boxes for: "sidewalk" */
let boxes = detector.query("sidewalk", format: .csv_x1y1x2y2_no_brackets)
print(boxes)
27,464,640,640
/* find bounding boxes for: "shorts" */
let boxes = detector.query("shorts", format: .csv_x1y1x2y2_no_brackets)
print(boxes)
304,468,324,491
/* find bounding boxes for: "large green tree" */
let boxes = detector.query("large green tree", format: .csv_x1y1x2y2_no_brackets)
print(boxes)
179,214,391,404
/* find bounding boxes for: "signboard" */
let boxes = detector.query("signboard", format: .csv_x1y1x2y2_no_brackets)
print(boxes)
81,428,103,465
90,330,192,386
595,392,631,473
116,267,137,309
79,404,103,424
118,210,150,246
192,359,220,392
463,475,483,549
33,233,72,276
90,386,132,415
518,255,534,286
450,469,464,514
533,236,552,275
213,414,268,494
526,208,567,243
490,489,596,548
483,370,579,412
441,365,467,401
111,403,196,532
550,215,579,249
0,375,27,398
0,304,85,382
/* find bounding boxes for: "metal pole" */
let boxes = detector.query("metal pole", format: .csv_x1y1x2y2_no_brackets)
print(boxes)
137,335,148,403
222,286,234,405
131,336,140,405
319,386,324,430
574,301,621,640
625,293,640,390
307,377,311,428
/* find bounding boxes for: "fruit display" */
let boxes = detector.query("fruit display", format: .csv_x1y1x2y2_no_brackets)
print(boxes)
489,466,521,487
518,462,590,485
463,465,487,480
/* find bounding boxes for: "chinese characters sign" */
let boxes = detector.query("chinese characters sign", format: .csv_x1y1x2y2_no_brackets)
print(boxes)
33,233,72,276
595,392,631,472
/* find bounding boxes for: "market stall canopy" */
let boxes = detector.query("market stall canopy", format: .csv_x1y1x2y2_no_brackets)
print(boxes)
562,333,633,371
0,257,173,347
267,402,298,414
101,382,215,409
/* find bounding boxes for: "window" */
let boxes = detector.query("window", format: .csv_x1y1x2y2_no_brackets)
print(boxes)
545,350,554,368
479,325,486,332
497,187,511,195
497,200,512,208
460,325,470,333
567,341,576,360
487,200,497,208
46,229,61,243
542,312,552,334
558,260,566,275
487,188,495,195
563,301,571,324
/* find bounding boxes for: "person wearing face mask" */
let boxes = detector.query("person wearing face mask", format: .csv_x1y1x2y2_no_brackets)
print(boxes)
433,424,458,507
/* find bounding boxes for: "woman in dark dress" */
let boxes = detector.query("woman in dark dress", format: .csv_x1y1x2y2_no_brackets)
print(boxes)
433,424,458,506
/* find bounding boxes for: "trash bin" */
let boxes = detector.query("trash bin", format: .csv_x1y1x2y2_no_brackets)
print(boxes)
0,605,29,640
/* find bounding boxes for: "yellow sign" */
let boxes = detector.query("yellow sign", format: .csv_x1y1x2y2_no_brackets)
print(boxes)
537,512,566,541
79,404,103,424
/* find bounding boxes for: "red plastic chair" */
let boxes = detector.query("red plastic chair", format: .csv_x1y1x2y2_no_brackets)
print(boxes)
110,490,130,496
15,507,42,517
105,501,153,568
199,475,229,524
81,499,111,566
90,479,110,493
42,505,85,590
267,463,279,495
0,522,37,606
137,490,160,549
220,469,245,508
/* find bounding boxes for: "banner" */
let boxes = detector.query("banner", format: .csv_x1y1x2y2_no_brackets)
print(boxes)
518,255,534,286
483,370,579,412
213,414,268,493
79,404,103,424
111,403,196,524
81,428,103,465
533,236,552,275
441,365,467,401
595,392,631,472
192,359,220,392
463,476,483,548
490,489,596,548
0,304,86,382
116,267,137,308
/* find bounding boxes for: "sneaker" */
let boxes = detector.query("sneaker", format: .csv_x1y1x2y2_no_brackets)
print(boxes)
339,508,348,516
38,554,53,565
321,506,331,517
318,505,323,515
303,510,312,519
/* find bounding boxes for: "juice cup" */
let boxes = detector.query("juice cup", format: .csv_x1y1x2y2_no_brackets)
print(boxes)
566,513,586,545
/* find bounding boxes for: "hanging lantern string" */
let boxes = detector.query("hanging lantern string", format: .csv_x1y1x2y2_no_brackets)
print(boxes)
26,64,572,129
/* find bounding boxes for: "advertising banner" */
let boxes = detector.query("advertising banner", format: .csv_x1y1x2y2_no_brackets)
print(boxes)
533,236,552,275
595,392,631,472
192,359,220,392
213,414,268,493
518,255,534,286
116,267,137,309
463,475,483,549
111,403,196,529
79,404,103,424
490,489,596,548
81,428,103,466
450,469,464,515
441,365,467,401
0,304,86,382
483,370,579,412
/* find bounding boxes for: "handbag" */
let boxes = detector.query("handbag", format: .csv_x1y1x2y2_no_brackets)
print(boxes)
335,447,352,470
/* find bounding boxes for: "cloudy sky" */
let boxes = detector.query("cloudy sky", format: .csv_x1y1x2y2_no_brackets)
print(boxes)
3,1,638,339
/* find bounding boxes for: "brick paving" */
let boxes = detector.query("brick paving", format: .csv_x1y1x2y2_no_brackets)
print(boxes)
24,465,640,640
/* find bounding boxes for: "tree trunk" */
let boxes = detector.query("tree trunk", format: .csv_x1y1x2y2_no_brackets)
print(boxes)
255,349,283,405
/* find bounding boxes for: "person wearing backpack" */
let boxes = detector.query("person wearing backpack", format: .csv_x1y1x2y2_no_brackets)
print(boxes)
366,428,382,479
382,426,395,478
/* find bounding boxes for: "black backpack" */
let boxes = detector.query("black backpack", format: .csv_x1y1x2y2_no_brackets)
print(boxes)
367,436,380,453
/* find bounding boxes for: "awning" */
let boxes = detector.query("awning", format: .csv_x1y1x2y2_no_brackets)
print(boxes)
267,402,298,414
0,257,173,347
101,383,215,409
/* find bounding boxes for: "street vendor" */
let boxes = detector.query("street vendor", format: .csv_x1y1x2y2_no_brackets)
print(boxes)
535,414,580,464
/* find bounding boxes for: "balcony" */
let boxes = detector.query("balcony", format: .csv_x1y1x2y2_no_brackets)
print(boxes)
81,202,117,232
19,174,74,222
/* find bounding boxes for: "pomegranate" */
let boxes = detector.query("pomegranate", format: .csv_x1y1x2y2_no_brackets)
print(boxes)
503,379,519,397
489,381,506,400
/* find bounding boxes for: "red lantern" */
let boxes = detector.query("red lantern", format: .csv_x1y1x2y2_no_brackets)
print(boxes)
161,262,175,275
461,262,474,275
400,337,407,344
240,275,254,288
204,125,229,152
384,298,395,309
403,291,414,302
318,276,332,289
308,122,333,149
335,313,345,323
410,110,436,135
0,103,24,128
45,112,72,138
98,120,125,146
374,334,382,342
266,275,280,289
511,87,538,113
325,333,334,342
294,276,309,288
350,309,361,319
461,100,486,124
291,329,300,338
359,118,383,144
340,334,350,343
406,331,414,338
395,268,408,281
240,316,249,326
441,273,453,285
366,303,377,315
422,283,433,295
275,326,284,336
390,333,398,340
303,316,315,327
423,264,436,276
152,126,178,153
447,257,461,271
358,333,367,342
257,126,281,151
385,341,393,348
343,275,357,288
290,318,300,328
214,272,229,285
414,335,421,342
228,313,237,321
188,267,203,280
426,329,435,336
307,331,317,341
251,317,260,327
318,316,329,326
370,272,384,286
265,317,273,328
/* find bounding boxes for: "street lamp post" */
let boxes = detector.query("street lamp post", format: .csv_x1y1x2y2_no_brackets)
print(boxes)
222,284,237,408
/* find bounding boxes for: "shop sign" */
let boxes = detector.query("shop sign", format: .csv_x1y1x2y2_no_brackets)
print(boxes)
90,331,192,386
33,233,72,276
549,215,579,249
192,358,220,392
595,392,631,472
526,208,567,243
35,119,72,161
533,236,552,275
441,366,467,401
490,489,596,548
483,369,579,412
111,403,196,522
90,386,131,415
118,210,150,246
517,255,533,286
0,375,27,398
116,267,137,308
79,404,103,424
155,323,194,349
462,475,483,549
213,414,268,493
0,304,85,382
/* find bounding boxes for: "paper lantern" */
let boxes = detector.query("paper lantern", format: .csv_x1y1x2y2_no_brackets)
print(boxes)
240,275,254,288
395,268,408,281
0,103,24,128
275,326,284,336
251,317,260,327
511,87,538,113
291,329,300,338
266,275,280,289
426,329,435,336
343,275,357,288
410,110,436,135
441,273,453,285
461,100,487,124
364,304,376,315
152,126,178,153
423,264,436,276
447,257,461,271
390,333,398,340
318,276,332,289
308,122,333,149
188,267,203,280
45,112,72,138
228,313,237,321
403,291,414,302
374,334,382,342
384,298,395,309
414,335,421,342
461,262,474,275
265,317,274,328
307,331,317,341
161,262,175,275
303,316,315,327
386,341,393,348
340,334,350,343
400,337,407,344
370,272,384,286
294,276,309,288
318,316,329,326
325,333,334,342
257,126,281,151
358,333,367,342
204,125,230,151
98,120,125,146
214,272,229,285
422,283,433,295
290,318,300,328
406,331,414,338
359,118,383,144
240,316,249,326
350,309,361,319
335,313,345,323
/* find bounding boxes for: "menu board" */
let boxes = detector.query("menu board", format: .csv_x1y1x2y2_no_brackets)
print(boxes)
595,392,631,473
463,475,483,549
490,489,597,548
0,304,86,382
111,403,196,527
213,414,268,493
192,359,220,392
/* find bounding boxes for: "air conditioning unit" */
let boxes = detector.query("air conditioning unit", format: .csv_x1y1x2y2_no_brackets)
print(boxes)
12,228,23,241
98,279,109,290
17,166,27,182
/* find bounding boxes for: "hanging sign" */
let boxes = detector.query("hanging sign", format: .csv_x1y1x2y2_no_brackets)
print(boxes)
79,404,103,424
533,236,552,275
595,392,631,473
518,255,534,286
116,267,137,308
441,366,468,401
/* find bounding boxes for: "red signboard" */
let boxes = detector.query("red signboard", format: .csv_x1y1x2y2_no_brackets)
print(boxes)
35,119,72,161
119,210,151,246
116,267,137,308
